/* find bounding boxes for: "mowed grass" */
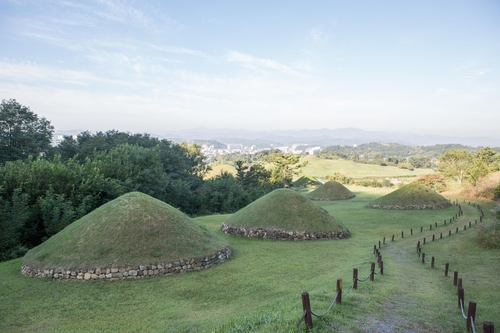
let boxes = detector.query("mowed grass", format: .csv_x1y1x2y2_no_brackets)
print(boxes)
0,187,498,332
301,155,435,179
205,164,237,179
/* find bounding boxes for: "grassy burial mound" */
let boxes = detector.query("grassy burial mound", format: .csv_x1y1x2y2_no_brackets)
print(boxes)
368,183,450,210
22,192,230,280
293,175,322,187
306,180,355,201
222,188,349,240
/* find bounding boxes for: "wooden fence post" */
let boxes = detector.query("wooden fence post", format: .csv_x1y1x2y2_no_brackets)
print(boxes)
449,230,452,236
392,235,394,242
464,225,467,231
458,278,462,289
383,237,385,244
378,240,381,249
445,263,449,277
466,301,477,331
435,222,437,228
401,231,404,238
431,256,435,268
469,221,472,227
430,224,432,230
432,235,435,241
444,219,446,225
353,268,358,290
422,253,425,264
374,245,376,254
421,226,423,232
370,262,375,281
454,271,458,286
336,278,342,305
456,227,459,233
423,237,426,245
483,321,494,333
301,292,313,328
411,228,413,235
440,232,442,239
458,287,464,309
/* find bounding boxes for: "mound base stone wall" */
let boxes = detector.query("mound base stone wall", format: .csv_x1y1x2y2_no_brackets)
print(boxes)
221,223,350,240
22,246,231,281
367,203,450,210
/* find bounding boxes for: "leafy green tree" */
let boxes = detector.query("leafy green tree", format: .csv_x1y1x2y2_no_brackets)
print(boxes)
468,147,500,186
0,188,31,261
0,99,54,164
264,152,308,187
438,149,473,185
197,172,248,214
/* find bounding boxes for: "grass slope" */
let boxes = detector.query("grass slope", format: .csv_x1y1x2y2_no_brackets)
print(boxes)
224,188,345,232
369,183,450,208
293,175,322,187
22,192,227,270
301,155,435,178
306,180,355,200
1,189,498,332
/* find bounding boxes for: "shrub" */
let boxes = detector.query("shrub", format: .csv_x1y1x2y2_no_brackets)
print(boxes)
477,204,500,249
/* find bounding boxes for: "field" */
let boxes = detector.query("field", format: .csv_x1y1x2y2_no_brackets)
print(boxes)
1,186,498,332
206,155,435,180
300,155,435,179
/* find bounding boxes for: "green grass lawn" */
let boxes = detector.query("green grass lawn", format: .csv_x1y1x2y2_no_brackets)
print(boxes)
1,188,498,332
301,155,435,179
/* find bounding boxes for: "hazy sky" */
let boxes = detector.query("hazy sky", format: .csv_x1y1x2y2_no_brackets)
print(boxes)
1,1,499,137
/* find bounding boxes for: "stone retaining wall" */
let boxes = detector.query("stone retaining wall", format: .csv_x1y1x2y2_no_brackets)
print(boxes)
221,223,350,240
307,195,354,201
367,203,451,210
21,246,231,281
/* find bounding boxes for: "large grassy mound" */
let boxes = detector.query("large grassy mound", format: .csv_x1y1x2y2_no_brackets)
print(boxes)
23,192,228,270
368,183,450,209
223,188,345,232
306,181,355,200
293,175,322,187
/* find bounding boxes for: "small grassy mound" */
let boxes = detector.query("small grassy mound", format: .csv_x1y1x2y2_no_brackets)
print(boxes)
306,181,355,200
23,192,228,270
224,188,345,232
293,175,322,187
368,182,450,209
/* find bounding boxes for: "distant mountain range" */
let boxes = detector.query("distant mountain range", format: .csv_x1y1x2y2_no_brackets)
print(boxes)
158,128,500,148
54,128,500,148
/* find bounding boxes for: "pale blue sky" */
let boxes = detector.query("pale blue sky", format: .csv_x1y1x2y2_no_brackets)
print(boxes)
1,0,499,137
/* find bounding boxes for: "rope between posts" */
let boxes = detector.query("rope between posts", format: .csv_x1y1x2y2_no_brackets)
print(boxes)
374,268,382,275
357,271,373,283
471,316,477,333
311,292,339,317
296,310,306,328
459,299,467,319
344,279,355,298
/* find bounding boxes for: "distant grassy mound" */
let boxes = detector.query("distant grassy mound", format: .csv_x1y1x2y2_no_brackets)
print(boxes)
368,183,450,210
222,189,349,240
306,181,355,201
23,192,228,271
293,175,322,187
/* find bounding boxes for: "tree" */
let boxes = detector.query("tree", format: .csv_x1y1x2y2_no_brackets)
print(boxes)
264,152,308,187
0,99,54,164
468,147,500,186
438,149,473,185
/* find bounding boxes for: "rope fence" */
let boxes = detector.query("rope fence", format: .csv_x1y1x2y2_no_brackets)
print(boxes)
415,200,494,333
297,199,494,331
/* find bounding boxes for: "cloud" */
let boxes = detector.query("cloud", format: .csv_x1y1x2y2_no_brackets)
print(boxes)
227,51,302,76
149,44,209,58
308,28,329,43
